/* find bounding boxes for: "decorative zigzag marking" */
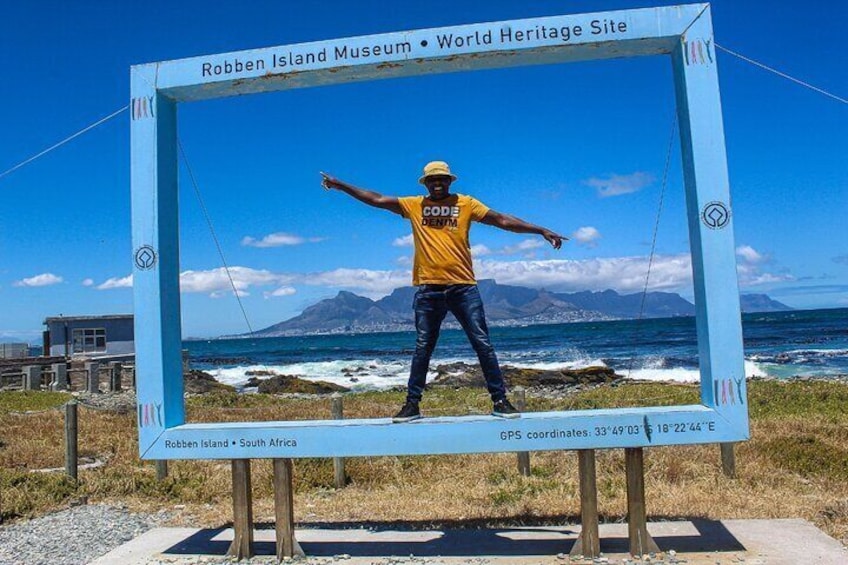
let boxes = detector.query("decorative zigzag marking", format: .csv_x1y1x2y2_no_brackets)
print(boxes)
683,38,714,65
137,402,164,427
131,96,156,120
714,378,746,406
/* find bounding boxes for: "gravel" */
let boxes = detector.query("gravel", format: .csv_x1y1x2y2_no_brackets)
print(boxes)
74,390,138,413
0,504,168,565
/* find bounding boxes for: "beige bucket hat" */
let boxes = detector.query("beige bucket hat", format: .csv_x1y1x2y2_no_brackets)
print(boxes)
419,161,458,184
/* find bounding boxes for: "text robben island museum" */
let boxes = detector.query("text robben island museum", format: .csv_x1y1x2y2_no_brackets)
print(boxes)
200,18,629,77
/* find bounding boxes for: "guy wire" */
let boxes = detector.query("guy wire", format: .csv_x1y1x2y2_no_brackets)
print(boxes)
0,106,128,182
716,43,847,105
177,139,255,336
626,116,678,380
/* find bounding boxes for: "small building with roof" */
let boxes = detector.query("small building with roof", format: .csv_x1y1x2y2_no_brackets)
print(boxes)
43,315,134,358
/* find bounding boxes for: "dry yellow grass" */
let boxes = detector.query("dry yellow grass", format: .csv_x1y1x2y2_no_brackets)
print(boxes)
1,380,846,546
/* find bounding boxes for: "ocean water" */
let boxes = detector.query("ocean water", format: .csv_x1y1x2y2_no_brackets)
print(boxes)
184,308,848,391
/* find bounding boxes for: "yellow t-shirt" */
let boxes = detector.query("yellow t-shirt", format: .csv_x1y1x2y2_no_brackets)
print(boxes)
397,194,490,285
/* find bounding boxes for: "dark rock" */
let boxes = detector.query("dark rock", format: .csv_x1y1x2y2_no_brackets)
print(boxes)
430,362,620,389
431,362,484,387
184,370,236,394
245,369,277,376
192,356,252,365
256,374,349,394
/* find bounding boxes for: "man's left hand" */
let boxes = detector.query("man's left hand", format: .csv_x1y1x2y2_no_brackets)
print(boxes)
543,230,568,249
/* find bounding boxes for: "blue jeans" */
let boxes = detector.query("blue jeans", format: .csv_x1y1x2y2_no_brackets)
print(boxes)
406,284,507,403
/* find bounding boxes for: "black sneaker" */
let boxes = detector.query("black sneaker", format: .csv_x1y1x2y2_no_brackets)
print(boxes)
392,401,421,423
492,398,520,419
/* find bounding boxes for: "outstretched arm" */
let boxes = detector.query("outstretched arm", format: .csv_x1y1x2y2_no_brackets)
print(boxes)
321,172,402,216
480,209,568,249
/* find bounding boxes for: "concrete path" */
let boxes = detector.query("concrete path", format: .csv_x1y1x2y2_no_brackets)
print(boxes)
91,518,847,564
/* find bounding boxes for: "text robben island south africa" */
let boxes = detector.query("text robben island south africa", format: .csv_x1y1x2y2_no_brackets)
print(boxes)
200,18,628,77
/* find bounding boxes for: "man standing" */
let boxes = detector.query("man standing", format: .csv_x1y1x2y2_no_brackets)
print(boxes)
321,161,566,422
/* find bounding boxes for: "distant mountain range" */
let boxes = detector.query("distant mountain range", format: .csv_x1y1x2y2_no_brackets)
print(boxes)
240,280,792,337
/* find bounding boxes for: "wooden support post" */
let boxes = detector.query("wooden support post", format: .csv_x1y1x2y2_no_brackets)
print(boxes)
274,458,305,559
85,362,100,393
331,394,347,488
570,449,600,558
65,400,78,482
720,442,736,478
625,448,660,557
155,460,169,481
110,362,122,392
514,388,531,476
228,459,254,560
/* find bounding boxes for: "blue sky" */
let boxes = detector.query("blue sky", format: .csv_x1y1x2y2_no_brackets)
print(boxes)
0,0,845,342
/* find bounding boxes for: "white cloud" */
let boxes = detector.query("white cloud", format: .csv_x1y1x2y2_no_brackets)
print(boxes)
392,234,414,247
470,244,492,257
241,232,324,248
733,245,792,287
500,239,544,255
81,278,94,287
95,249,794,303
571,226,602,247
475,254,694,293
299,268,411,298
98,275,133,289
97,265,409,298
14,273,64,287
93,255,690,301
736,263,793,287
264,286,297,299
211,289,250,299
179,267,293,295
585,172,654,198
736,245,767,264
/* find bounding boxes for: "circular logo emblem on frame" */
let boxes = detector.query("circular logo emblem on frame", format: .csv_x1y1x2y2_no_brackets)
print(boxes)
134,245,157,270
701,201,731,230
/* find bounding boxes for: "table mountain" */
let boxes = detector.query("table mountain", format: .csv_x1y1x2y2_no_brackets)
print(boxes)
249,280,725,337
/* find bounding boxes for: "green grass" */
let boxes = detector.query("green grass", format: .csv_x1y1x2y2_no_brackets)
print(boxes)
0,470,78,521
2,379,848,543
0,391,72,413
764,435,848,481
748,380,848,420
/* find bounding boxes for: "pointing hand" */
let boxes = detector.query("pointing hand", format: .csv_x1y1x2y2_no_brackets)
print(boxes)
320,171,339,191
543,230,568,250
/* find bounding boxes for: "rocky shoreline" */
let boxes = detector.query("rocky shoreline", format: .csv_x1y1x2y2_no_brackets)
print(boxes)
69,363,848,414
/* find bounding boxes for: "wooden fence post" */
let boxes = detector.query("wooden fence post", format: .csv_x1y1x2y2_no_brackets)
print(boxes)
65,400,78,482
331,394,347,488
720,442,736,478
570,449,600,557
514,387,531,476
228,459,254,560
625,448,660,557
155,460,169,481
274,458,305,559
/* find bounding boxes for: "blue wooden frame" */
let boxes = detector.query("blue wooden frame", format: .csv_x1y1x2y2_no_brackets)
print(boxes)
131,3,747,460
